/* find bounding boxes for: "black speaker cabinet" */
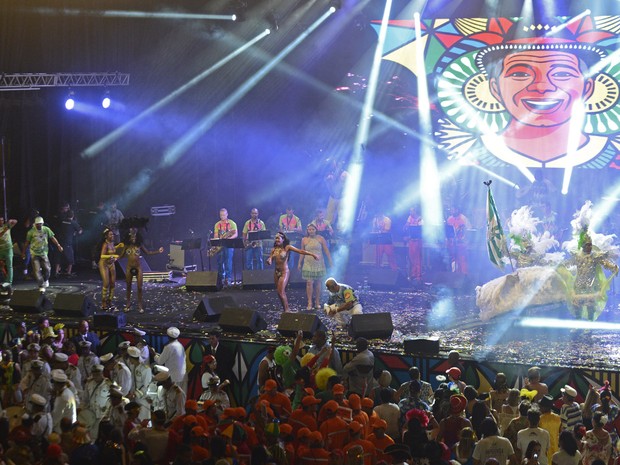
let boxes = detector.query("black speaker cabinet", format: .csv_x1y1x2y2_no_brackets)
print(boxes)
218,307,267,334
367,268,403,290
348,313,393,339
54,293,96,318
193,295,237,322
9,290,52,313
277,313,326,338
242,269,274,290
404,337,440,355
186,271,221,292
93,312,126,329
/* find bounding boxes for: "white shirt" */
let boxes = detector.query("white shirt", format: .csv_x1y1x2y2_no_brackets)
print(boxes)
52,386,77,433
517,427,550,465
156,340,186,384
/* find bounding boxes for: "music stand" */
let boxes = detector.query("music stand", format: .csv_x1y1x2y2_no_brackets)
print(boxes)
369,232,392,245
405,226,422,240
210,238,245,249
181,238,204,271
247,230,272,241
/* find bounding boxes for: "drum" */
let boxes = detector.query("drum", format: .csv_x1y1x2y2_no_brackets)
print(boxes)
5,405,25,432
77,408,97,432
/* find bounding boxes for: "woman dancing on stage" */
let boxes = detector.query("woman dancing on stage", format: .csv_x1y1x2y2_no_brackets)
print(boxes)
267,232,318,313
98,228,121,311
298,224,332,310
119,227,164,313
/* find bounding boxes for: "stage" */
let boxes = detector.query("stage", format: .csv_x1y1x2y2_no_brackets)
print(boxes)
2,265,619,372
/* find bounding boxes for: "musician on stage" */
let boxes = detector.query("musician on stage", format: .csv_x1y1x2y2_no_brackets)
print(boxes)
242,208,266,270
212,208,238,287
404,207,423,282
446,206,471,274
372,211,397,271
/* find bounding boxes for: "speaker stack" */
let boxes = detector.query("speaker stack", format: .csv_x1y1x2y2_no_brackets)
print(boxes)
277,313,326,338
9,290,52,313
193,295,237,322
218,307,267,334
186,271,221,292
348,313,394,339
53,293,96,318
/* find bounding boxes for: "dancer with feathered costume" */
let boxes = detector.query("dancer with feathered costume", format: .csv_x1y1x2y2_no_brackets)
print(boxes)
561,201,619,321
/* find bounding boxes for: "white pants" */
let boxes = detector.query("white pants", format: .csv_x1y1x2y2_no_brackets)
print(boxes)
334,303,363,327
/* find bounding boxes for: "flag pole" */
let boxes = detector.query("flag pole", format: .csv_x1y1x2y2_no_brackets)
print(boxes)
483,180,514,273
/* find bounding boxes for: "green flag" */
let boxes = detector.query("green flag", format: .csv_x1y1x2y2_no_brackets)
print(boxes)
486,184,506,269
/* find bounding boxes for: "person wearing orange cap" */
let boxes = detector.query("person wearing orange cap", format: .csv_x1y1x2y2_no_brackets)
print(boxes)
299,431,330,465
189,425,211,462
343,420,377,465
296,427,312,457
318,383,346,423
437,394,472,449
367,418,395,463
319,400,349,450
279,423,297,465
259,378,292,420
349,394,370,438
170,400,208,435
198,399,218,433
290,395,320,435
361,397,380,426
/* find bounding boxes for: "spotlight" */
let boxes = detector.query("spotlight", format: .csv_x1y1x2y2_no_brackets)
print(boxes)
101,90,111,109
64,91,75,110
266,11,279,31
329,0,342,10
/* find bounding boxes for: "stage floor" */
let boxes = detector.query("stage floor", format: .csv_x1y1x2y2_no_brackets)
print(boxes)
2,268,619,371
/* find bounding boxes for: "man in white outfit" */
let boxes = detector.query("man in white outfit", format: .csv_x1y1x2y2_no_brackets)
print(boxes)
155,327,187,393
51,371,77,433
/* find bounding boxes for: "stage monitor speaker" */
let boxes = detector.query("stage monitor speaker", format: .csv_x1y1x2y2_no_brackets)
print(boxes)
218,307,267,334
242,270,273,290
186,271,221,292
277,313,326,338
404,337,440,355
367,269,402,290
93,312,126,329
193,295,237,322
9,290,52,313
348,313,393,339
53,293,96,318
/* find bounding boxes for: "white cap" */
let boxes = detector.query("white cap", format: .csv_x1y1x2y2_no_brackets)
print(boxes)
134,328,146,337
53,353,69,362
561,385,578,398
31,360,44,369
78,340,92,348
52,371,68,383
30,393,47,407
34,216,44,224
153,365,169,374
92,364,104,372
154,371,171,382
109,386,123,397
118,341,130,349
28,343,41,351
100,353,114,363
167,327,180,339
127,346,141,358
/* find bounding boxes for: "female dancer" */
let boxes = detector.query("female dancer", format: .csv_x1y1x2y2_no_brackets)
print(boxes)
119,228,163,313
98,228,121,311
298,224,332,310
266,232,318,313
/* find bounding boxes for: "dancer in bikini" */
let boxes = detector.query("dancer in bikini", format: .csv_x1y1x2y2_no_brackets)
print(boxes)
119,227,164,313
98,228,121,311
266,232,318,313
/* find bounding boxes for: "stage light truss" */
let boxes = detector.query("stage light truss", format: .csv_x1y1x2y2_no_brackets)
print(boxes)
0,72,130,90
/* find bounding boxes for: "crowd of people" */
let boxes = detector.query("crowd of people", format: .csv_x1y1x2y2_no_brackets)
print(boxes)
0,319,617,465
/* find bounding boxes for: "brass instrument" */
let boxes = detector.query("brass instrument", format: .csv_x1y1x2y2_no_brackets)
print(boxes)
208,230,234,256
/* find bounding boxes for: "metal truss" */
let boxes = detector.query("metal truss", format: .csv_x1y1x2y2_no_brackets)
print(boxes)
0,72,130,90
